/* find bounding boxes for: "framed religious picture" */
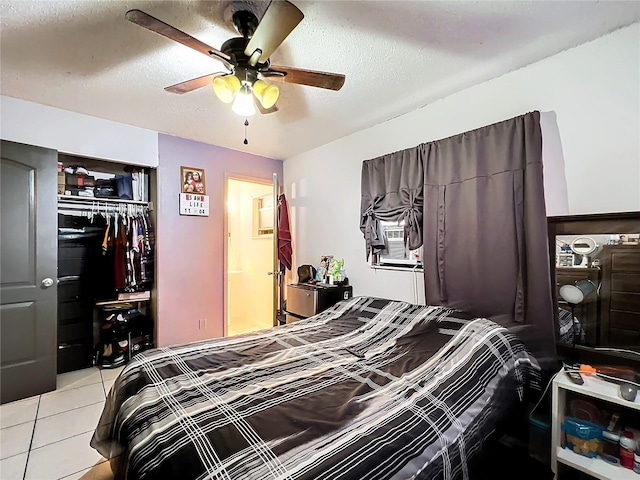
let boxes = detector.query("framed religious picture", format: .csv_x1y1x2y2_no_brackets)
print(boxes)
180,166,206,194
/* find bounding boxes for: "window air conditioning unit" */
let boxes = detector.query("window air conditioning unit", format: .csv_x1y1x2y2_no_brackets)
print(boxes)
378,227,422,266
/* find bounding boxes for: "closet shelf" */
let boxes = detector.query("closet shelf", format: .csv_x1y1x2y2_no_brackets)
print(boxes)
57,195,151,206
95,298,151,307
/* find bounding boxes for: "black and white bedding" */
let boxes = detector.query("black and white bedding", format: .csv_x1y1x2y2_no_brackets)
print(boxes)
557,308,586,345
91,297,540,480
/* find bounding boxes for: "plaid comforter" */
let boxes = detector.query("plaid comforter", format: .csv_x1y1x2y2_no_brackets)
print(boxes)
91,297,539,480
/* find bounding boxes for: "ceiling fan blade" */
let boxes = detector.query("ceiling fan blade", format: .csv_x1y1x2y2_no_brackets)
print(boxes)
253,94,279,114
165,73,227,94
125,9,233,69
262,66,345,91
244,1,303,64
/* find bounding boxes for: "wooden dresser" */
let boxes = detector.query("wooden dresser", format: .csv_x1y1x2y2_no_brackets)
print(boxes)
599,245,640,346
548,211,640,358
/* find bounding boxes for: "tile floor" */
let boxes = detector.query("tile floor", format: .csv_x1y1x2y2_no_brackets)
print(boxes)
0,366,123,480
228,316,273,336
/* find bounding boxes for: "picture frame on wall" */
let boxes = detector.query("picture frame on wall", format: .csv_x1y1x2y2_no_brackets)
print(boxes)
180,166,206,194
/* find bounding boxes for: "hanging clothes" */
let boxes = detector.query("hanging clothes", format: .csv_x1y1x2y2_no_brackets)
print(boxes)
278,193,292,271
114,215,127,290
139,211,154,286
93,213,115,301
58,203,155,297
125,215,136,290
101,215,110,255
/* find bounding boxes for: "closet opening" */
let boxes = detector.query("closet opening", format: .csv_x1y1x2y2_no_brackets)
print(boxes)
56,154,156,374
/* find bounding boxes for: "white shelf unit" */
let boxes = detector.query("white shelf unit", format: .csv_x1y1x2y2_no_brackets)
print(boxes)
551,371,640,480
556,447,638,480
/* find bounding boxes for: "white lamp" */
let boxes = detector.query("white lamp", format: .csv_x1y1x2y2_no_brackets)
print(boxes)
559,279,597,347
559,280,597,305
232,85,255,117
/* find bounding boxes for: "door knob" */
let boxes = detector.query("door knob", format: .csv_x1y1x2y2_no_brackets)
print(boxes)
41,278,54,288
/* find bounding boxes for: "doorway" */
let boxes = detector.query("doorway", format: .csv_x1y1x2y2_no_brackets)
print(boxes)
226,178,275,336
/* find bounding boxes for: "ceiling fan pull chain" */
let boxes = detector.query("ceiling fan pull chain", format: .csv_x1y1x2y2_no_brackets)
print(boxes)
244,119,249,145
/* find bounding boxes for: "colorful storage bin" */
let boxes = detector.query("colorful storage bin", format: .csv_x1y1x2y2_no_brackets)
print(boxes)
563,417,603,458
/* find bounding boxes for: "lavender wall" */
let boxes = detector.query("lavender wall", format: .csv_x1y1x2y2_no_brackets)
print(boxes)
157,134,282,346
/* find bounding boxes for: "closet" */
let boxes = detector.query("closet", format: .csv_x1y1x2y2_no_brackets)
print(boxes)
1,141,157,402
56,154,156,373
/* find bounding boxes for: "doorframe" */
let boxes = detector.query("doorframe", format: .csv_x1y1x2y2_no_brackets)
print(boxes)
223,173,277,337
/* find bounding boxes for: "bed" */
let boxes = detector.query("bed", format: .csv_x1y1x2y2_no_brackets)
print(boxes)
91,296,540,480
557,308,586,346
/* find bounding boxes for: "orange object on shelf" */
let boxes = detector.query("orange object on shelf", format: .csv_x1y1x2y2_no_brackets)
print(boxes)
580,364,597,375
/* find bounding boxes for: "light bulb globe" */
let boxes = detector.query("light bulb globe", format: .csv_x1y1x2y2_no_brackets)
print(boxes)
232,86,255,116
213,75,241,104
253,79,279,109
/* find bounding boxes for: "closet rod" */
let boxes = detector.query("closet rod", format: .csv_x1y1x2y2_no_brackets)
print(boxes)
57,195,149,206
57,204,149,213
58,201,150,216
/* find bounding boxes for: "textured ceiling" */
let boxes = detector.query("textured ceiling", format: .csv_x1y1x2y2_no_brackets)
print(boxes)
1,1,638,160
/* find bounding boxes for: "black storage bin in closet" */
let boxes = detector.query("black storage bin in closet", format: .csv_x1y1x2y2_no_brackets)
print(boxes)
58,297,90,321
57,217,105,374
57,343,94,374
57,277,94,373
57,276,84,299
58,233,98,277
57,276,94,373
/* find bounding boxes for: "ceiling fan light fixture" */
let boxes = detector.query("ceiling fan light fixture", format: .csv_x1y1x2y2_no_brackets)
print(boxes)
253,79,280,109
213,75,241,103
232,85,255,117
127,3,346,122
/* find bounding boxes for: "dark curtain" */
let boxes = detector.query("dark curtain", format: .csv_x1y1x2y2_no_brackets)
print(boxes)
421,111,556,361
359,111,556,362
360,149,423,260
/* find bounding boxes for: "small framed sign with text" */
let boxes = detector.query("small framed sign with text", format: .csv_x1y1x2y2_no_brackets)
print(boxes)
180,193,209,216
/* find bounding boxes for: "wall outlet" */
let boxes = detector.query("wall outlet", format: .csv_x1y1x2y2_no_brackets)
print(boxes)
198,318,207,330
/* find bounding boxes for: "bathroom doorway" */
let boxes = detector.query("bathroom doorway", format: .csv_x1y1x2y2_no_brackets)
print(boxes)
225,177,275,336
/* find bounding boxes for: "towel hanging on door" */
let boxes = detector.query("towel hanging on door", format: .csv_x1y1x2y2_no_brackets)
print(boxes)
278,193,292,271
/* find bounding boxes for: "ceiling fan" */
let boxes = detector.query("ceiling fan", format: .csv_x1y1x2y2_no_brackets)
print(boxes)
125,1,345,116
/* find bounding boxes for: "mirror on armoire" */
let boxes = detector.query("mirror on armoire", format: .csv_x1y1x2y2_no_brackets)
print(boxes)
548,211,640,365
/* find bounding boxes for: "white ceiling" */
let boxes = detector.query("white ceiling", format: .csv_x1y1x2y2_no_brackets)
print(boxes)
1,1,638,160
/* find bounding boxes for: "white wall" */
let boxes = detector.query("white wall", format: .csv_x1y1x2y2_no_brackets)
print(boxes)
0,96,158,167
284,23,640,304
